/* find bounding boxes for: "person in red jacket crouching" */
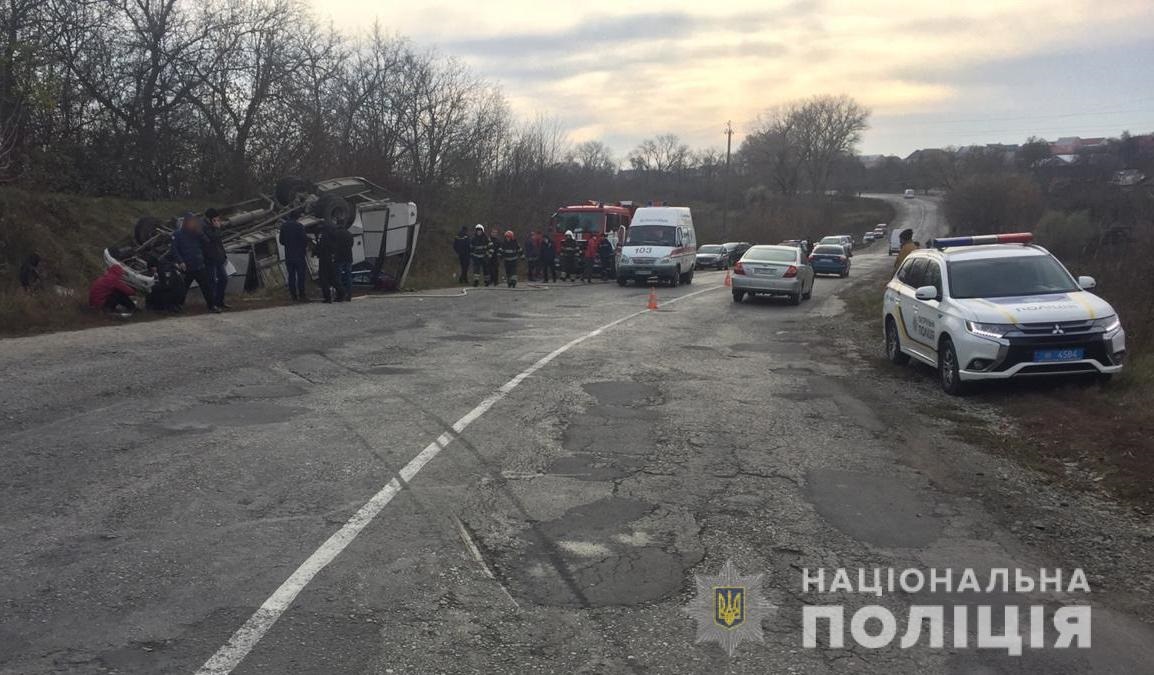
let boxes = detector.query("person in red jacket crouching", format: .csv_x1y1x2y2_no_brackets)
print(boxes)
89,265,138,316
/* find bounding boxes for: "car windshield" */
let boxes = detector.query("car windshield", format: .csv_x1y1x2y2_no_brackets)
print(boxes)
948,255,1079,299
552,211,604,235
625,225,676,246
743,247,796,263
813,245,843,254
820,236,841,244
698,245,723,254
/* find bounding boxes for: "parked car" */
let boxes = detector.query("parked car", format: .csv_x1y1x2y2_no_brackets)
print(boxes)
883,232,1125,395
810,244,851,277
904,189,915,199
722,241,752,264
731,245,815,306
818,235,853,256
696,244,729,270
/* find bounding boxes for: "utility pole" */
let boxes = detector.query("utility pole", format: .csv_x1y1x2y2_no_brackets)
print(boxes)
721,121,733,238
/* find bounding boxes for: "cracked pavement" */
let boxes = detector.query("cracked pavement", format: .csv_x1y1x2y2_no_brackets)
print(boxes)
1,195,1153,673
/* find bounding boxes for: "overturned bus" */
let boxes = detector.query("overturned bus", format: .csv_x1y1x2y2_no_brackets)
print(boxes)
104,176,420,294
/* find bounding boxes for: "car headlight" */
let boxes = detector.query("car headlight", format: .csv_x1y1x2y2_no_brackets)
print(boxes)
1093,315,1122,337
965,321,1014,339
619,255,631,265
659,256,672,264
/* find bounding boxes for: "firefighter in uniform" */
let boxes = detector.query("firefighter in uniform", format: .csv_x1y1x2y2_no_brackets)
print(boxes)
488,226,503,286
560,230,580,281
501,230,523,288
597,233,615,280
470,224,492,287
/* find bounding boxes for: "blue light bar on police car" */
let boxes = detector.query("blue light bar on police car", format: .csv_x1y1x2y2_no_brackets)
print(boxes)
930,232,1033,248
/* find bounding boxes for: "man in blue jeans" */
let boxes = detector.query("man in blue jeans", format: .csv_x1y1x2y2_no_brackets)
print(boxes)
202,208,231,309
278,216,309,301
171,213,220,312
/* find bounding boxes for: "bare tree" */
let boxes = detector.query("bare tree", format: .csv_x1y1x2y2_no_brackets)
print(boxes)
570,140,615,173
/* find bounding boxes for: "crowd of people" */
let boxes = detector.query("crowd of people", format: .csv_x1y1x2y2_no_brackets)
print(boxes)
452,225,616,288
77,211,358,318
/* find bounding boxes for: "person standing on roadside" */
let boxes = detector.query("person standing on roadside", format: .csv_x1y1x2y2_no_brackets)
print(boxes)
539,230,557,283
560,230,580,282
203,208,231,310
523,231,540,282
581,232,600,283
488,226,503,286
453,226,471,284
332,224,355,301
279,216,309,301
894,228,917,271
314,225,340,303
469,224,492,287
501,230,523,288
171,212,219,312
597,233,615,280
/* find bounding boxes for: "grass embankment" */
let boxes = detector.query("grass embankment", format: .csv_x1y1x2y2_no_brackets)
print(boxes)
842,264,1154,513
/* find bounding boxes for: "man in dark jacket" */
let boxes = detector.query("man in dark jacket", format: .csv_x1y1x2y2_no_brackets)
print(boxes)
171,213,219,312
501,230,523,288
469,224,492,287
146,256,185,313
313,225,340,303
539,231,557,283
332,225,355,301
203,208,231,310
523,232,540,282
597,234,615,280
279,216,309,301
452,226,471,284
488,226,503,286
18,253,41,291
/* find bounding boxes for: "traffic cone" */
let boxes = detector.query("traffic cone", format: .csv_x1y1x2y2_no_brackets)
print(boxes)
723,270,732,287
647,286,658,310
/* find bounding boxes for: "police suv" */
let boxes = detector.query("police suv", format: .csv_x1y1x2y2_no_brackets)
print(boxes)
882,233,1125,395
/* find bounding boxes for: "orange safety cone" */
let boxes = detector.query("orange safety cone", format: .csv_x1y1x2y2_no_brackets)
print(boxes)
647,286,659,310
723,270,732,287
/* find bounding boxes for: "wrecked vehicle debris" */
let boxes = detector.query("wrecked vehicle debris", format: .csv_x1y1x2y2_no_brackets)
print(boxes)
103,176,420,294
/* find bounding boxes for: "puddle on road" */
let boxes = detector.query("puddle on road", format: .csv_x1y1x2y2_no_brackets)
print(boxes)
149,402,305,434
804,468,942,548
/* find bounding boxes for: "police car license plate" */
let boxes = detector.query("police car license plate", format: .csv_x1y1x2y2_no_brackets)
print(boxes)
1034,348,1084,362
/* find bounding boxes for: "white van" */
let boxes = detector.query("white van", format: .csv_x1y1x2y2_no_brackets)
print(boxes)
888,228,904,255
616,207,697,286
904,189,915,199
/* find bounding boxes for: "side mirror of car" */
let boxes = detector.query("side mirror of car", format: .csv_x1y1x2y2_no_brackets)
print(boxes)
915,285,939,301
1077,275,1096,290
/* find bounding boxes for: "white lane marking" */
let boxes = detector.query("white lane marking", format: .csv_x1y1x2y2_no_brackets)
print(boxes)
195,283,722,675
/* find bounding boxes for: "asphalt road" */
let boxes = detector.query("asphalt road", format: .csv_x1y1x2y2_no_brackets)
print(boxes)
2,195,1152,674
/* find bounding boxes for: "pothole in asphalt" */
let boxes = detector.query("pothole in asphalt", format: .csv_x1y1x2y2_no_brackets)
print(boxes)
730,341,811,354
581,381,661,407
546,453,646,481
149,402,305,434
804,468,943,548
496,497,703,607
227,383,308,399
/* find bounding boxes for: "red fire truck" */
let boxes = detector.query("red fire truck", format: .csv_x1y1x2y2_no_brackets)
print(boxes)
548,201,637,249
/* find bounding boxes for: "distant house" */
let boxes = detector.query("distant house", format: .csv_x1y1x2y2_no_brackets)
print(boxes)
1111,169,1147,186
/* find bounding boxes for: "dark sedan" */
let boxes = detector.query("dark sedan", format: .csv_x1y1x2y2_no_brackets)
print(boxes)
809,244,851,277
696,244,730,269
722,242,752,264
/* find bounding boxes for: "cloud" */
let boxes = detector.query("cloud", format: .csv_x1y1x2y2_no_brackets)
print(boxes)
309,0,1154,156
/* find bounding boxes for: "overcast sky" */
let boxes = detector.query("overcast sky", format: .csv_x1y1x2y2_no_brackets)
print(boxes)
308,1,1154,158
